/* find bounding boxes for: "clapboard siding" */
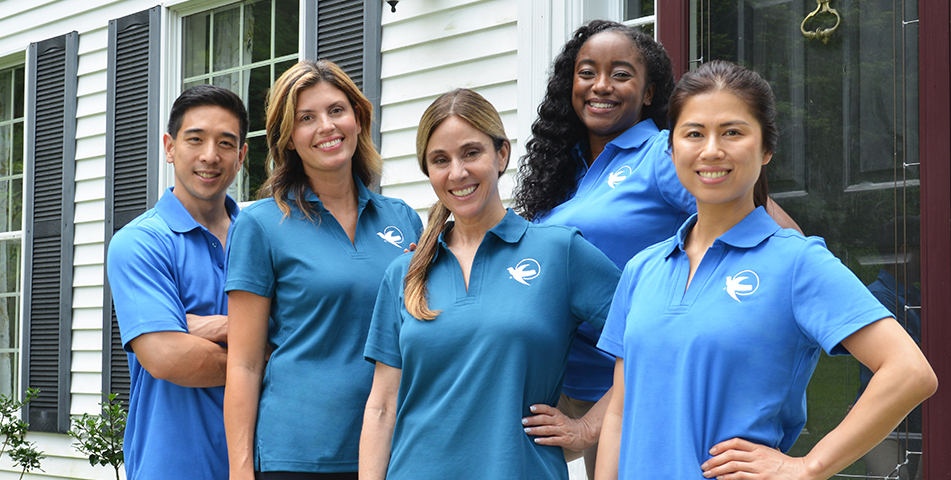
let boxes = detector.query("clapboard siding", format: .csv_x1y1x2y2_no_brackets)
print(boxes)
378,0,518,215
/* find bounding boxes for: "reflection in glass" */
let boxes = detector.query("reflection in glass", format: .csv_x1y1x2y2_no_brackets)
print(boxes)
248,66,270,132
623,0,653,21
213,6,243,72
1,240,17,293
0,297,15,350
695,0,920,476
274,0,300,58
0,353,14,398
0,125,9,176
245,0,272,66
0,70,9,122
183,12,210,78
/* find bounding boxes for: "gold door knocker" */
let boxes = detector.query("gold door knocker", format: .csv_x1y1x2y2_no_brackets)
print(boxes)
801,0,841,44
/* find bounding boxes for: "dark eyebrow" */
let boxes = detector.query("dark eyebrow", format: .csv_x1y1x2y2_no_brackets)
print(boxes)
678,120,751,129
575,59,638,71
182,127,239,142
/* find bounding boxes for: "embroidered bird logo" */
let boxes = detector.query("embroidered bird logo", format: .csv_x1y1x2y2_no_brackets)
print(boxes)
725,270,759,302
377,226,404,248
607,165,632,189
508,259,541,286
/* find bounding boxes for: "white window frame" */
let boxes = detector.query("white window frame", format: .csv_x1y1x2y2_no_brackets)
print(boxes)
160,0,307,205
516,0,656,159
0,54,26,399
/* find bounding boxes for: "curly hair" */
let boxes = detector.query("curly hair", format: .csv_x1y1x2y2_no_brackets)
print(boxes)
256,60,382,220
514,20,675,221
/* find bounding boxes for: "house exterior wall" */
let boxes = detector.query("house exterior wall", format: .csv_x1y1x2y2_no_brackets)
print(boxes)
377,0,518,218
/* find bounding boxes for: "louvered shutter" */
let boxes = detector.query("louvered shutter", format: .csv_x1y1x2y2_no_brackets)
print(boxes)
103,7,161,405
22,32,78,434
307,0,382,180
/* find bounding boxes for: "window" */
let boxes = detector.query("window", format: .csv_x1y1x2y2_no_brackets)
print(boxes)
0,64,23,398
622,0,656,37
181,0,300,202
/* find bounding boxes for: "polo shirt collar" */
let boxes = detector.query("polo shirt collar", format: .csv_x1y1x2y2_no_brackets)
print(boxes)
158,186,239,234
286,174,377,212
433,209,527,263
666,206,779,258
571,119,661,174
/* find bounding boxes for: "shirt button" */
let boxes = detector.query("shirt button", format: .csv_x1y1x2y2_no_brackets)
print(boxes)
212,241,219,248
218,263,224,269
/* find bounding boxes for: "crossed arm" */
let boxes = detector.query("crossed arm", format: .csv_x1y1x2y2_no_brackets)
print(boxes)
128,319,228,388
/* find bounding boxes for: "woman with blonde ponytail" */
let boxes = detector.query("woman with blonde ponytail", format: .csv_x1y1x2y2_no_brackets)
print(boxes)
224,60,422,480
359,89,621,480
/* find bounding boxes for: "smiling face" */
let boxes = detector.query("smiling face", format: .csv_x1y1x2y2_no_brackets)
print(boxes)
425,115,509,227
287,81,362,183
671,89,772,216
572,31,655,151
165,105,246,213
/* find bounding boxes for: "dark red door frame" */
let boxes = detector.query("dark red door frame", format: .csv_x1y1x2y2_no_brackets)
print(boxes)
658,1,950,477
918,1,950,478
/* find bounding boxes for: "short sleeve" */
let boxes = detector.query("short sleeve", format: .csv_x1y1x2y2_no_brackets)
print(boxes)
652,132,696,216
225,207,276,297
596,261,637,358
365,258,409,369
107,226,188,351
791,237,892,355
567,231,622,330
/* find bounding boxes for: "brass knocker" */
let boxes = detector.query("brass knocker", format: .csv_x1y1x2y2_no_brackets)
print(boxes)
800,0,841,44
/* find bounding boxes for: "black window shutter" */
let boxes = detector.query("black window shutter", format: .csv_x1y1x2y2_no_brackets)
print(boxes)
22,32,78,434
306,0,382,182
103,6,161,405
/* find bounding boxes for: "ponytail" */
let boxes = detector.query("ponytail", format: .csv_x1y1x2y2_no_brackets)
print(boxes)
404,201,452,320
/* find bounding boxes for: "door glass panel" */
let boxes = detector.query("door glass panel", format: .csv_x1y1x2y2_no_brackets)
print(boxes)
694,0,921,477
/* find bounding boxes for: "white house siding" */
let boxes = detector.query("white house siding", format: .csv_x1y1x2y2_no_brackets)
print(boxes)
0,0,158,478
377,0,519,219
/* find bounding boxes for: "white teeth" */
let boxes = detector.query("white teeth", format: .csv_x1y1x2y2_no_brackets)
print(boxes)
317,138,342,149
699,171,728,179
196,172,219,179
451,185,476,197
589,102,615,109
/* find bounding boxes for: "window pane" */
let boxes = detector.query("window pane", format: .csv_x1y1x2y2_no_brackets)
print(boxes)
13,68,23,119
248,65,270,132
246,135,269,199
639,23,655,37
213,6,243,72
0,297,16,349
276,59,297,80
13,121,23,175
623,0,654,20
0,353,14,397
0,240,16,293
183,12,211,78
183,78,207,91
213,72,242,95
274,0,299,58
10,178,20,232
245,0,273,65
0,180,7,233
0,125,9,176
0,70,9,122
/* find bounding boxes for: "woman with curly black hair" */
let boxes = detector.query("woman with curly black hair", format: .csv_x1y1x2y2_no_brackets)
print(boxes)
516,20,797,479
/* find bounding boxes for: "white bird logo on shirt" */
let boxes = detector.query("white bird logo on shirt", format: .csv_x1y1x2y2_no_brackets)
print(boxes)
607,165,632,189
725,270,759,302
508,259,541,286
377,226,404,248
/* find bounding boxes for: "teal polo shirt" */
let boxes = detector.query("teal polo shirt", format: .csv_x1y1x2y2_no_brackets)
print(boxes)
598,207,891,479
226,179,422,473
365,210,620,480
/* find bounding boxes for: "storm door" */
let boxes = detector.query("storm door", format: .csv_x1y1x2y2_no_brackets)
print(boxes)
692,0,922,477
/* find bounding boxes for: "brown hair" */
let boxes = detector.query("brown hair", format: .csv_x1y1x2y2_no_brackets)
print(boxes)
667,60,777,208
257,60,382,219
405,89,510,320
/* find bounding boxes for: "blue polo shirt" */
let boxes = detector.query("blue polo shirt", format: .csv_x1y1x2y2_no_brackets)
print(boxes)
225,179,422,473
365,210,620,480
597,207,891,479
108,187,237,480
536,119,696,401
